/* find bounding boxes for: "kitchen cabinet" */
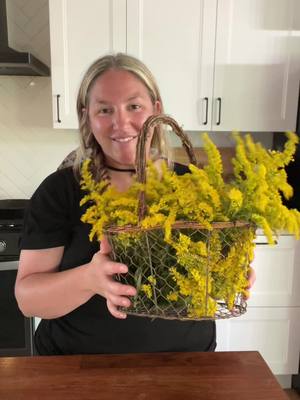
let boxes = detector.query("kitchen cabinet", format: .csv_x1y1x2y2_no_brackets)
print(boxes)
49,0,300,131
129,0,300,132
126,0,215,131
49,0,126,128
216,307,300,375
249,234,300,307
216,235,300,375
211,0,299,132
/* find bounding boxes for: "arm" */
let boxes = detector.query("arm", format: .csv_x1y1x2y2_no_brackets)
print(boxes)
15,238,136,320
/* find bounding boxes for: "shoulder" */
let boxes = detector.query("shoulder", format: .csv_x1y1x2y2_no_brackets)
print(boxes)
31,167,80,207
37,166,78,192
21,168,80,249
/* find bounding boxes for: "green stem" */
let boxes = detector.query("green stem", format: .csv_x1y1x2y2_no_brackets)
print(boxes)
145,232,158,312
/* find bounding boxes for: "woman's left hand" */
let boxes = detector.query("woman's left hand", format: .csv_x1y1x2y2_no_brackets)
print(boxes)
244,267,256,299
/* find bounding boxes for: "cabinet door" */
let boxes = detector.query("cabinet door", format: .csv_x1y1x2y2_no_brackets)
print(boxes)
216,307,300,375
126,0,216,131
248,235,300,307
49,0,126,128
213,0,300,132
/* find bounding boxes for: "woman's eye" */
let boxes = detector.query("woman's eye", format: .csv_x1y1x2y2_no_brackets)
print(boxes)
129,104,141,111
99,107,112,114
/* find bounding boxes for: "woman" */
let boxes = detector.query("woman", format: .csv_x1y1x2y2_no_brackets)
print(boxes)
15,53,219,355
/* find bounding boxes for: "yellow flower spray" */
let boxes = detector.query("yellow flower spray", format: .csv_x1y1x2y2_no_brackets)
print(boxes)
80,132,300,319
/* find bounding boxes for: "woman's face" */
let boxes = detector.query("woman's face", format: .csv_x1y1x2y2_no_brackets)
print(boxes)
87,68,161,168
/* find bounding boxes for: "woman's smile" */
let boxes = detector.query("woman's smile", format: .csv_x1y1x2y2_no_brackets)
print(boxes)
87,68,161,169
111,135,137,143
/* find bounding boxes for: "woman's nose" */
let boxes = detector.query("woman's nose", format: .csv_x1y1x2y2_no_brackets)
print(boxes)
112,109,129,130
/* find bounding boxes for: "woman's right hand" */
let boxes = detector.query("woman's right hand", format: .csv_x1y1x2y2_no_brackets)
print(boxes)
88,236,136,319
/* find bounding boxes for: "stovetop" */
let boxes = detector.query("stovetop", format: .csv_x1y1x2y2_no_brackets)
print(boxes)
0,199,29,259
0,199,29,225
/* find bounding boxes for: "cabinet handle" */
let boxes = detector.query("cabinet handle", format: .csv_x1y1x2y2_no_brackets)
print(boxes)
56,94,61,123
255,240,278,246
216,97,222,125
203,97,208,125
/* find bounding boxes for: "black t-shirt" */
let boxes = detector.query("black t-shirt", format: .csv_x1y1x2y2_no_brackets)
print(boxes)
21,164,216,355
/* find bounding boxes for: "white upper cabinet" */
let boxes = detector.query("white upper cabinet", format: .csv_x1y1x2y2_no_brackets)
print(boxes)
49,0,300,131
128,0,300,132
212,0,300,132
49,0,126,128
126,0,216,132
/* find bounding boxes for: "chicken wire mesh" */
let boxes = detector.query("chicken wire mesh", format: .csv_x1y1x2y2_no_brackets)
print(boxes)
106,221,254,321
103,115,254,321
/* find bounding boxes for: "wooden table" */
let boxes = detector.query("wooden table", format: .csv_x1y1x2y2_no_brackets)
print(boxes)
0,351,288,400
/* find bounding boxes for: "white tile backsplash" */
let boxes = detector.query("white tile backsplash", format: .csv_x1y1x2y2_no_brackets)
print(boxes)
0,77,79,200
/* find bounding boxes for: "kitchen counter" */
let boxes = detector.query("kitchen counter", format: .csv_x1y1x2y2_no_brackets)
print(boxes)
0,351,288,400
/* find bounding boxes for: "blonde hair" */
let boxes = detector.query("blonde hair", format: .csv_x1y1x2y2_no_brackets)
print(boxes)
73,53,169,181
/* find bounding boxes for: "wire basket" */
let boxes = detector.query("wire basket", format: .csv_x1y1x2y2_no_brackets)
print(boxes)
105,115,255,320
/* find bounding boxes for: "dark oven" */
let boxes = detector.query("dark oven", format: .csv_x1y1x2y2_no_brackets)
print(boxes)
0,199,34,356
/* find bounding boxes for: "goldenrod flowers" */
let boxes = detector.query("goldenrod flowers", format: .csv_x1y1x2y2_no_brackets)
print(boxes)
80,132,300,319
231,131,300,243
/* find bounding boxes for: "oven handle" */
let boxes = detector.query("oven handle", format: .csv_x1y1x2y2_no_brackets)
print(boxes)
0,260,18,271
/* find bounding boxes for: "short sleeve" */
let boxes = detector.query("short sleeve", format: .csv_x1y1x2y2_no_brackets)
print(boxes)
20,168,78,250
173,162,190,176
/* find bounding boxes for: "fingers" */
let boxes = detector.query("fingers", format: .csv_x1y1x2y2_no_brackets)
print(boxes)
91,252,136,319
107,299,127,319
107,280,136,297
106,286,135,319
105,282,136,319
90,244,137,319
109,293,132,308
104,260,128,275
94,251,128,275
99,235,112,255
247,267,256,289
243,267,256,300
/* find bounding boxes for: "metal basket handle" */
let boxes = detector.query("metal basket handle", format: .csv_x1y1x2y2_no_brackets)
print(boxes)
136,114,198,221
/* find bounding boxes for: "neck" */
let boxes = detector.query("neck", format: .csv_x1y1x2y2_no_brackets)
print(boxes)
106,165,136,173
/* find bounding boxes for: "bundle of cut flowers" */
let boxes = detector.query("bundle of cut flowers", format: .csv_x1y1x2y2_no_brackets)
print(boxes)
80,117,300,320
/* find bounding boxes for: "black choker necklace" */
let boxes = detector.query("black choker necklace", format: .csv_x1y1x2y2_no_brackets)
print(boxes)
106,165,136,173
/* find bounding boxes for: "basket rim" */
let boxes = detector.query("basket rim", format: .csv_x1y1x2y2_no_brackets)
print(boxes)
104,220,254,234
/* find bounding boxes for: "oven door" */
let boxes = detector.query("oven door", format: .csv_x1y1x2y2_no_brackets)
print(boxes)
0,260,34,356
